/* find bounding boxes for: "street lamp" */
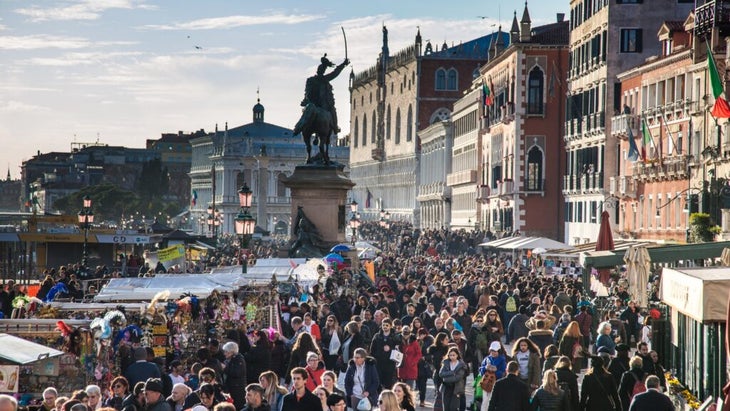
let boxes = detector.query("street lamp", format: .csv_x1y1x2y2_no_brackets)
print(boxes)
77,195,94,271
350,199,358,214
349,214,361,245
235,183,255,273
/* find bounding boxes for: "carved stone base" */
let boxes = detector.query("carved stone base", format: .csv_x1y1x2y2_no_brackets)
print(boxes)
282,165,355,251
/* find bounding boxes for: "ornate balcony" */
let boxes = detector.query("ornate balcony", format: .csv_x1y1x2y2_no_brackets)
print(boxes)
695,0,730,39
611,113,638,138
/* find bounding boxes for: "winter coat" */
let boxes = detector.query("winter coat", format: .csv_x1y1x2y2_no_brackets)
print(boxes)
398,338,422,380
530,387,569,411
619,369,646,411
506,314,530,344
269,340,289,381
579,371,621,411
223,353,247,410
244,343,271,385
304,361,325,392
527,329,553,354
438,359,468,395
479,354,507,379
555,366,579,411
488,374,531,411
344,357,380,407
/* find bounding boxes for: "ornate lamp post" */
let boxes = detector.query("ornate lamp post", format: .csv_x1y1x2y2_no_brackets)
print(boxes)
349,214,361,246
235,183,255,273
77,195,94,270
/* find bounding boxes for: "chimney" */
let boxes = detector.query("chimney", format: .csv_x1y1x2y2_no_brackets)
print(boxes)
557,13,565,22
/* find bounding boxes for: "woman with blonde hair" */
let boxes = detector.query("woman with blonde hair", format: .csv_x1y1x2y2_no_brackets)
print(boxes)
376,390,400,411
258,371,288,411
530,369,569,411
558,320,584,371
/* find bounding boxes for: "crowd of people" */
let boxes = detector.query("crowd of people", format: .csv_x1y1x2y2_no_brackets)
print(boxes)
0,222,673,411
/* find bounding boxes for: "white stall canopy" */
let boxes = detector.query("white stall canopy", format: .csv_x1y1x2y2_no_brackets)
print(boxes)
660,267,730,322
0,333,64,364
94,259,319,302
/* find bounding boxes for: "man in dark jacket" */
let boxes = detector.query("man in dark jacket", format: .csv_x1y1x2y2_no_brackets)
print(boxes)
124,347,161,388
281,368,320,411
628,375,674,411
369,318,400,389
488,361,530,411
143,378,172,411
222,341,247,410
527,320,553,354
240,384,271,411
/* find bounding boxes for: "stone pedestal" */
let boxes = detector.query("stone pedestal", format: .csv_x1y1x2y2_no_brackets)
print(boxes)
282,164,355,248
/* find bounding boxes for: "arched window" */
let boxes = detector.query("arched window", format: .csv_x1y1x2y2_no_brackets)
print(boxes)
371,110,376,143
447,68,458,90
395,108,402,144
435,68,446,90
527,67,545,114
354,117,359,147
526,146,544,191
386,105,391,140
362,114,367,147
406,105,413,142
429,108,451,124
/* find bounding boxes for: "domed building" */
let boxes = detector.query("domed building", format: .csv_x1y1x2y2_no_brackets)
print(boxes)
189,97,349,237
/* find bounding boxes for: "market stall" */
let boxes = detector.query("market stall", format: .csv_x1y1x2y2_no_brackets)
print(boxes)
660,267,729,403
0,333,67,395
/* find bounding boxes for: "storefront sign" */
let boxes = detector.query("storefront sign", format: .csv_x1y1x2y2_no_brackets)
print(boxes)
95,234,152,244
19,233,89,243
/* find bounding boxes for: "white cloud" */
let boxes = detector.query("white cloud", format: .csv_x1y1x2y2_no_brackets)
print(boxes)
143,13,322,30
0,100,49,112
0,34,90,50
15,0,156,22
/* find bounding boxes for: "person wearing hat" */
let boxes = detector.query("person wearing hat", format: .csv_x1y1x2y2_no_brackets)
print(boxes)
240,384,270,411
478,341,508,409
143,378,172,411
397,326,421,388
124,347,161,388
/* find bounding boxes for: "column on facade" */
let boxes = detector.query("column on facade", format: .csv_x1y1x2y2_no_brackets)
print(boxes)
258,157,269,232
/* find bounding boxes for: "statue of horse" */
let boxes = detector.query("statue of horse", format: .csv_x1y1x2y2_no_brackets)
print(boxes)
293,103,334,165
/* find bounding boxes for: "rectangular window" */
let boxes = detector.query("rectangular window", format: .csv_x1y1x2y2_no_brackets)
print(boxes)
620,28,642,53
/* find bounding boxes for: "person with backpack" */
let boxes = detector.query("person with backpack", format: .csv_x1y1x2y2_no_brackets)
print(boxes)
500,289,519,326
618,356,647,411
468,311,491,378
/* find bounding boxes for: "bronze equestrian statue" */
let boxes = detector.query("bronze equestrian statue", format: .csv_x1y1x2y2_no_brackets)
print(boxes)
293,53,349,165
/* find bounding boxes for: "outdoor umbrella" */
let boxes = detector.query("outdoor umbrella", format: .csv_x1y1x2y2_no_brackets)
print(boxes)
624,245,651,308
532,247,547,255
330,243,354,252
595,210,615,285
323,253,345,264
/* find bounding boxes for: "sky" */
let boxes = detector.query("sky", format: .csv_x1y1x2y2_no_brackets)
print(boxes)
0,0,567,180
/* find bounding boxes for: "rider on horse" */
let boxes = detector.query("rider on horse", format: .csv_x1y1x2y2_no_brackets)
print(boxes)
299,54,349,134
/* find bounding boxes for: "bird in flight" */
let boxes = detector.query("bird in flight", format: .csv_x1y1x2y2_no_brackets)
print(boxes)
195,45,203,50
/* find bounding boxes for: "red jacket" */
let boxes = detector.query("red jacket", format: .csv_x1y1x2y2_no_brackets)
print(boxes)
305,362,325,392
398,339,422,380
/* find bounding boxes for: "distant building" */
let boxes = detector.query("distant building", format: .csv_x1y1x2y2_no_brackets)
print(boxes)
474,7,569,239
147,130,206,209
563,0,693,245
188,98,349,236
0,169,21,212
349,26,509,225
21,144,160,214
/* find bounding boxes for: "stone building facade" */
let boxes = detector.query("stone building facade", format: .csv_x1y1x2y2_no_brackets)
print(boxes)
188,100,349,236
563,0,693,245
348,26,509,224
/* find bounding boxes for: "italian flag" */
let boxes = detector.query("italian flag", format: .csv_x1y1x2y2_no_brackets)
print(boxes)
708,49,730,118
483,81,493,106
641,118,654,163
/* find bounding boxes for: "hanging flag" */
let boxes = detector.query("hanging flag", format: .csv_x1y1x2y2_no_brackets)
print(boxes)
482,80,493,106
365,188,372,209
641,118,655,163
191,190,198,207
659,111,678,156
489,79,496,106
707,46,730,118
627,118,640,162
549,60,561,98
